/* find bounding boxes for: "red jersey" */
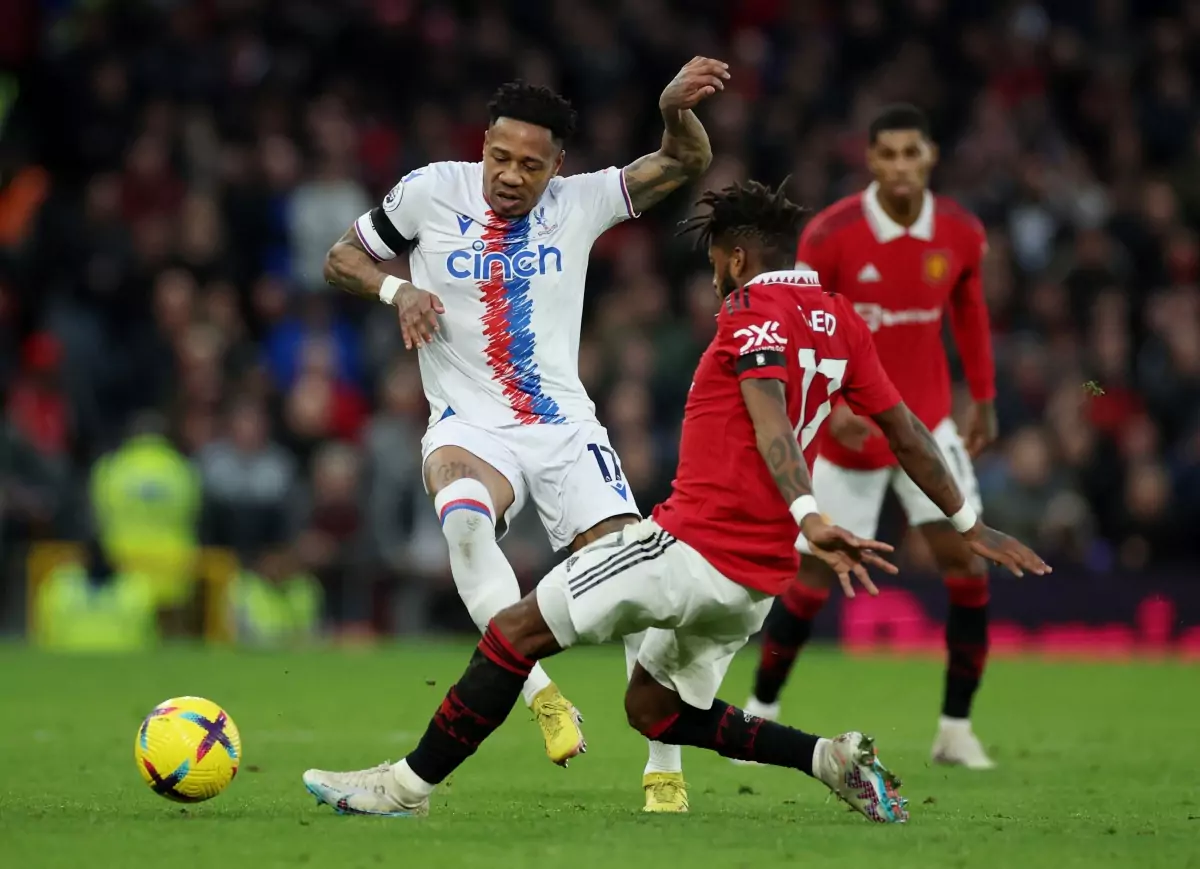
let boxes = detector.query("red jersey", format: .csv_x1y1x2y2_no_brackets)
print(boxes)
795,183,995,470
652,270,902,596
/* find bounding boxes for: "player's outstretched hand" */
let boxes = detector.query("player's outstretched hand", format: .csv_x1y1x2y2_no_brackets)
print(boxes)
963,522,1052,577
659,56,730,112
396,285,445,350
798,517,898,599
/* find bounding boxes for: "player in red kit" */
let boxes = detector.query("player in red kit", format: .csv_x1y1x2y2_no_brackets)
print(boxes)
300,181,1048,822
743,104,1003,769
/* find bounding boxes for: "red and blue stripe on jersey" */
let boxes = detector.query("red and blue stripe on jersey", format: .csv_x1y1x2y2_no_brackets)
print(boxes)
478,211,566,425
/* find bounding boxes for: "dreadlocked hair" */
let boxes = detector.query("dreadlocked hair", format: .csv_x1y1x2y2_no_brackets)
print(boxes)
487,81,577,142
677,179,808,268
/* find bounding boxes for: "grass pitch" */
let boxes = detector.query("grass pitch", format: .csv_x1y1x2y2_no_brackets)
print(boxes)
0,644,1195,869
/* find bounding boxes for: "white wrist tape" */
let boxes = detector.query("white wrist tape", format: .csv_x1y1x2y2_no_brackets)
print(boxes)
949,502,978,534
789,495,820,527
379,275,408,306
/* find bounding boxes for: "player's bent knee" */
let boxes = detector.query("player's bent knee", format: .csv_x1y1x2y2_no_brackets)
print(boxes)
624,688,663,737
624,666,680,736
492,594,562,661
424,446,516,518
435,478,497,549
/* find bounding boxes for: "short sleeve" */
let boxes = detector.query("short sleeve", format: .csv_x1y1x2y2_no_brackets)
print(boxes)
716,296,791,383
839,298,902,416
558,167,638,236
352,166,433,261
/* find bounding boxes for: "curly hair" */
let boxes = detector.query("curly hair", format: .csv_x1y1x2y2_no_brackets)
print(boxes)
678,178,808,267
487,81,578,143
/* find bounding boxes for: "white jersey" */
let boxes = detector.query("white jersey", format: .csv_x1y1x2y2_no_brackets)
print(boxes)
354,161,637,428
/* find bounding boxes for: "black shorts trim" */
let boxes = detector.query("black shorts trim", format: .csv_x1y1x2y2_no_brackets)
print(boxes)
569,531,676,599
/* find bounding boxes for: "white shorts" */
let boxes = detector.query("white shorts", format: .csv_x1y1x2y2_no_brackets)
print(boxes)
421,416,640,551
813,417,983,538
537,518,773,709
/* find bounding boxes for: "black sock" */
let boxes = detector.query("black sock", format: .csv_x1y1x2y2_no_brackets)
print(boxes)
943,601,988,719
753,593,819,705
406,622,531,784
649,699,822,777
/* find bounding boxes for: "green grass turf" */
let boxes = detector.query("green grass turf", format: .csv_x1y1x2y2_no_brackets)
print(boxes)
0,644,1196,869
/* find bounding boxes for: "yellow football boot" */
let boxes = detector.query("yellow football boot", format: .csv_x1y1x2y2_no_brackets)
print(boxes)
642,771,689,813
531,684,586,766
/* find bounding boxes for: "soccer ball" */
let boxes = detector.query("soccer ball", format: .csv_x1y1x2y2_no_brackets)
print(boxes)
135,696,241,802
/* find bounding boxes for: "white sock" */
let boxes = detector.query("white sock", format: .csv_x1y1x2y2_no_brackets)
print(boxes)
810,737,831,779
435,479,553,707
623,632,684,775
392,759,435,798
745,696,780,720
938,715,972,733
645,740,683,775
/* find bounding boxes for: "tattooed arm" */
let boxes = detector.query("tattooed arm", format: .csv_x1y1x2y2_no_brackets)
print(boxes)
621,57,725,214
324,227,388,300
873,402,1052,576
872,403,965,517
740,378,896,590
325,222,441,349
739,378,813,506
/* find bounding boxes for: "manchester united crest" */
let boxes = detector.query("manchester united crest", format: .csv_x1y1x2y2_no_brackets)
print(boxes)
923,250,952,283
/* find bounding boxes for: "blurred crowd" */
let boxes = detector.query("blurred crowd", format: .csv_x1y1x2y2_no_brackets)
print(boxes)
2,0,1199,637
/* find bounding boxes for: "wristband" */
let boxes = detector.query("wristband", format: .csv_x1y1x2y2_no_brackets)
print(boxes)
949,502,978,534
788,495,820,527
379,275,408,306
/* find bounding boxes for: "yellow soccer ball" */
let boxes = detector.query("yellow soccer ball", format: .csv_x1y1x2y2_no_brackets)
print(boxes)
135,696,242,803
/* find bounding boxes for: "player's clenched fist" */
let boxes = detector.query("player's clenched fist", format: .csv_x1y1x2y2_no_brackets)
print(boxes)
659,56,730,112
396,284,445,350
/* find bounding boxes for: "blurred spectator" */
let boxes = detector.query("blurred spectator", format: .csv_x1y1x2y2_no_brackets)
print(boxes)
89,412,201,615
198,397,297,565
32,540,159,651
6,332,71,463
364,358,428,574
296,441,367,628
0,416,67,627
264,294,365,393
229,548,322,647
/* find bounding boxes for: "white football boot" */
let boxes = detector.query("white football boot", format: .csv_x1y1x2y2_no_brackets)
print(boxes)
814,732,908,823
931,716,996,769
303,761,430,817
729,697,780,766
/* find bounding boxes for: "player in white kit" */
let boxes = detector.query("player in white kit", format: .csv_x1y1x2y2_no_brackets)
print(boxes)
321,59,731,813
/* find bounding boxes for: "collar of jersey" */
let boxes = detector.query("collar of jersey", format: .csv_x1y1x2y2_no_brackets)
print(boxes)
745,269,821,288
863,181,934,243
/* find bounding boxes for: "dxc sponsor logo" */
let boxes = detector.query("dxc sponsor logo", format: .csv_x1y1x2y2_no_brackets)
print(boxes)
733,320,786,354
446,240,563,280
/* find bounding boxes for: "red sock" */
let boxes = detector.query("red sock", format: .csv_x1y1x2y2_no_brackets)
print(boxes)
407,621,532,784
644,700,821,776
943,575,989,718
753,583,830,705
